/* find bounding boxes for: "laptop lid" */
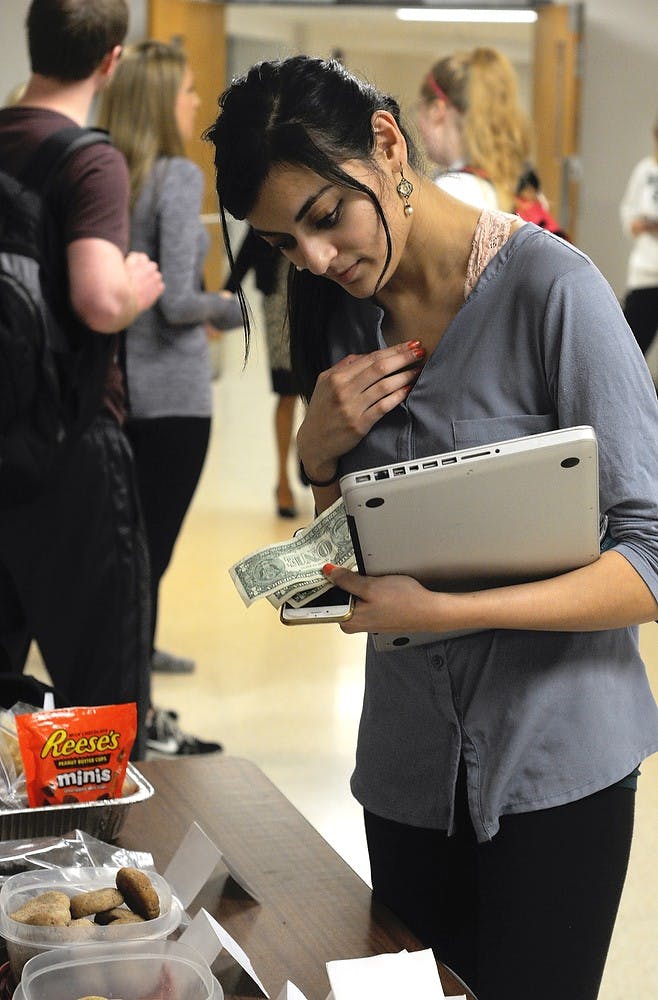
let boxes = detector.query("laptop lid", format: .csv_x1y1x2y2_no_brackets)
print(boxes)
339,426,601,651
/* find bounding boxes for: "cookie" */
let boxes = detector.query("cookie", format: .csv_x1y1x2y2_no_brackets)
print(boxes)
115,867,160,920
67,918,97,941
70,887,124,919
94,906,144,925
29,891,70,910
10,904,70,926
10,891,71,926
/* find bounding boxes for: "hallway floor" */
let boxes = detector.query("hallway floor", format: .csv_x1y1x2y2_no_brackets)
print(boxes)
31,312,658,998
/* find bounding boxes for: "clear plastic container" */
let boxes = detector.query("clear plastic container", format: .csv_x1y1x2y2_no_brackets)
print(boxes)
13,939,224,1000
0,866,182,980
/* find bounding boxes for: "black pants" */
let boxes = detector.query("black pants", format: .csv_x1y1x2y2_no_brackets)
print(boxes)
124,416,211,653
623,285,658,355
365,769,634,1000
0,415,151,758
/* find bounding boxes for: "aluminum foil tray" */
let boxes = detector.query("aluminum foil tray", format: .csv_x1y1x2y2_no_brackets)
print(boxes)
0,764,153,841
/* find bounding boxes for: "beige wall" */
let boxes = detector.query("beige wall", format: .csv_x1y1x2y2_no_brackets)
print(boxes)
579,0,658,294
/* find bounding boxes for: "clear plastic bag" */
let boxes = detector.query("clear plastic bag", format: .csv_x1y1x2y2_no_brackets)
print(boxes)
0,704,36,811
0,828,153,886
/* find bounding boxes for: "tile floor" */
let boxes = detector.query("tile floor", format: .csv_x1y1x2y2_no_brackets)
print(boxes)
30,303,658,998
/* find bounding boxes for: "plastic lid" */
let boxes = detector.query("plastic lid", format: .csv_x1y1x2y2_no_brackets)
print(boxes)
17,939,224,1000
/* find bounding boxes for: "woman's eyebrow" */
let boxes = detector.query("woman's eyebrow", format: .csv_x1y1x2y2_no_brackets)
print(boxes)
294,184,332,222
252,227,286,239
252,183,334,238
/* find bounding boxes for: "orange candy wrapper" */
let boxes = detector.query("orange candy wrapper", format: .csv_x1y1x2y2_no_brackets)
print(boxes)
15,703,136,808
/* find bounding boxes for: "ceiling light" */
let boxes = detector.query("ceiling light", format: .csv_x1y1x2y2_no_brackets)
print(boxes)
396,8,538,23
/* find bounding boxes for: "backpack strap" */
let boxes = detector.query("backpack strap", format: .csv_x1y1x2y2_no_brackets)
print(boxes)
20,125,112,194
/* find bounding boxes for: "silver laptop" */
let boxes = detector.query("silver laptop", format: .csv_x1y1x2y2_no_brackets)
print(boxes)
339,426,601,651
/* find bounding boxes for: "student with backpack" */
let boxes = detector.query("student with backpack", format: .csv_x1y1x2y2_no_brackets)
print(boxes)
0,0,164,757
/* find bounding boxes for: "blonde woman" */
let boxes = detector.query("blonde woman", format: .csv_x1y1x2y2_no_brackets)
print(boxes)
415,47,531,211
98,42,241,732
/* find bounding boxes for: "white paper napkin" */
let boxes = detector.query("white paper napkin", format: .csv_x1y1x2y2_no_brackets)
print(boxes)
326,949,446,999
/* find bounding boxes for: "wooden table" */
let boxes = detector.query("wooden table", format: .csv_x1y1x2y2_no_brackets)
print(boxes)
120,756,477,1000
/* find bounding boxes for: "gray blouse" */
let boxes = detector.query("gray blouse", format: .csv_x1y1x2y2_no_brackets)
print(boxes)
327,223,658,842
126,157,242,419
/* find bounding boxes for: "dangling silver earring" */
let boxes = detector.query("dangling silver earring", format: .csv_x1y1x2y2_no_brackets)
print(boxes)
396,166,414,217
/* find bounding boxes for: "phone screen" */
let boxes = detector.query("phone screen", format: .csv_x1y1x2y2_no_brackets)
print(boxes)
300,586,352,608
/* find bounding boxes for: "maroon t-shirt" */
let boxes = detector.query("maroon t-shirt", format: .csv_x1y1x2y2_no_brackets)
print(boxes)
0,105,131,422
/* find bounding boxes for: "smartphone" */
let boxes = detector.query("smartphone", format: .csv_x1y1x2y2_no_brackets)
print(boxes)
280,586,355,625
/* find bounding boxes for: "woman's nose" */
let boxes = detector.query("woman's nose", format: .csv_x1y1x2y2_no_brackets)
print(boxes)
298,237,336,276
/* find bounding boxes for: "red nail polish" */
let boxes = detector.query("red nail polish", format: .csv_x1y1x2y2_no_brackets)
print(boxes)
406,339,421,349
411,347,426,358
323,563,336,574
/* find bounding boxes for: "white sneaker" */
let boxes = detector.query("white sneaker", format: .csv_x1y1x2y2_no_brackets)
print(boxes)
145,707,222,757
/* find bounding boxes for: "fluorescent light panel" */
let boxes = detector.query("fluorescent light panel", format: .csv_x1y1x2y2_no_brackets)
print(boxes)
396,8,538,23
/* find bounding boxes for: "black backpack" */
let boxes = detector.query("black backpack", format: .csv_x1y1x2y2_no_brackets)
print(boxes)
0,125,112,508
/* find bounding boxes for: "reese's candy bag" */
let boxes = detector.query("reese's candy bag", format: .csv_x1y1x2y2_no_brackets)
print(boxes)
15,703,136,808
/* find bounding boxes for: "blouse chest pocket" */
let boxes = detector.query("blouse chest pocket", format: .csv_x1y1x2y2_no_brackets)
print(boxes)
452,413,557,450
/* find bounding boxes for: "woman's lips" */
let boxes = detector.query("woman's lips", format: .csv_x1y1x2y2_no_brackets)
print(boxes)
332,260,360,284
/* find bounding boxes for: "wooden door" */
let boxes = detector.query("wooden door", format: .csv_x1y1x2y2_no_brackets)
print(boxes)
148,0,227,289
533,3,584,241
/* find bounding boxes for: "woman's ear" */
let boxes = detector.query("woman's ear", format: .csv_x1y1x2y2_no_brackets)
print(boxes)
371,110,407,167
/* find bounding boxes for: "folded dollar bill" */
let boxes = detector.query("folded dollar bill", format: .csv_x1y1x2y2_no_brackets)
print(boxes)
229,497,355,608
266,578,335,610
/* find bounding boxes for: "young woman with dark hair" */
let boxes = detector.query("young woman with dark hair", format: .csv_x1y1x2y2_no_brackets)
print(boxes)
205,55,658,1000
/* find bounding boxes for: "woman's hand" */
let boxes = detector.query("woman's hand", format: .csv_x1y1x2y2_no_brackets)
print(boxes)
324,549,658,637
323,564,440,636
297,340,426,485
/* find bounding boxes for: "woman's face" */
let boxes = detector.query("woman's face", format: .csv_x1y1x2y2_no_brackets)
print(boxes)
415,99,439,164
414,98,452,170
175,64,200,142
247,160,404,298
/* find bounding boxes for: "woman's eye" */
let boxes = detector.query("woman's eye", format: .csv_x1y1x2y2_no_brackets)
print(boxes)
267,237,294,252
316,202,342,230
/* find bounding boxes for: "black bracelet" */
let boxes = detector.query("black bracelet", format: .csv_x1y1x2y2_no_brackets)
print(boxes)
299,460,339,488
